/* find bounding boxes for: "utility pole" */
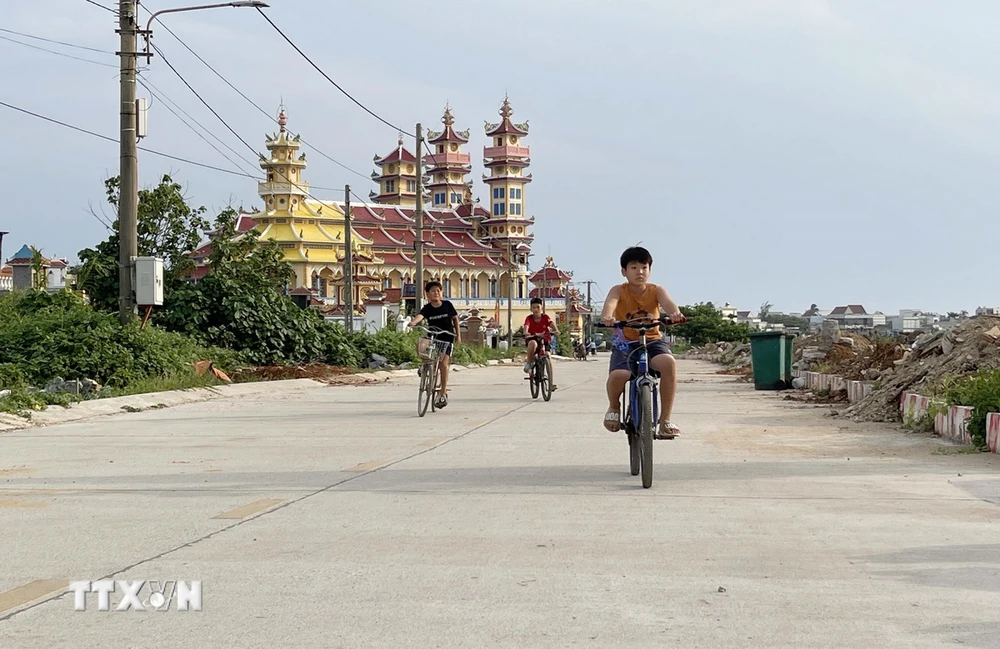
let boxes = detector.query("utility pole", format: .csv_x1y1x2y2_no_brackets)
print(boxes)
581,280,596,340
414,123,423,312
507,239,514,349
0,231,7,267
118,0,139,324
344,185,353,332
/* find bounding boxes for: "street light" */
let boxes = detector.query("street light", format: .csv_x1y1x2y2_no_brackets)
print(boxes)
116,0,268,324
144,1,269,48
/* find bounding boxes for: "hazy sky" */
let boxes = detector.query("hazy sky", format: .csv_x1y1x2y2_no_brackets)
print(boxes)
3,0,998,315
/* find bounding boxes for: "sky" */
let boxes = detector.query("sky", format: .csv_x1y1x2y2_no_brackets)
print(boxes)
2,0,999,316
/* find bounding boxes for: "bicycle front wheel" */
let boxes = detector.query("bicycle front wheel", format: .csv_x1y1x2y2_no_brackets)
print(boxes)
529,360,540,399
430,359,441,412
638,382,654,488
417,362,432,417
540,357,552,402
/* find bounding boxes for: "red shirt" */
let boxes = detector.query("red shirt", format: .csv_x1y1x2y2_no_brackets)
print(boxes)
524,314,554,339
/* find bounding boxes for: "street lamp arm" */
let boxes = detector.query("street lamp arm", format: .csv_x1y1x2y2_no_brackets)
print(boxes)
145,1,268,33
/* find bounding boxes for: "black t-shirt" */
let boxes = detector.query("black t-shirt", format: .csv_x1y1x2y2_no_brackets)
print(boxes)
419,300,458,343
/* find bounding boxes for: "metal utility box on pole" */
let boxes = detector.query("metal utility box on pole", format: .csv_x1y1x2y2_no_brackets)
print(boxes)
344,185,354,332
118,0,139,324
414,123,423,312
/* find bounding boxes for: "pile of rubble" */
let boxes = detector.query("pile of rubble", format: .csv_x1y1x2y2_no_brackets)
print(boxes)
793,322,906,382
682,341,752,377
846,316,1000,421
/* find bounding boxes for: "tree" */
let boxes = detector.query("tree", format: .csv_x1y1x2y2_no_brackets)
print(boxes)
155,209,336,365
671,302,752,346
76,175,210,312
30,247,47,291
759,301,773,320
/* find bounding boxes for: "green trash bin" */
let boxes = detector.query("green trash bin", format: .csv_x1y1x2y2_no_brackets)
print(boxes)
748,331,793,390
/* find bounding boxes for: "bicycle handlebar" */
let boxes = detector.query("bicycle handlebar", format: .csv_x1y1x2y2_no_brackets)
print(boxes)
593,315,683,331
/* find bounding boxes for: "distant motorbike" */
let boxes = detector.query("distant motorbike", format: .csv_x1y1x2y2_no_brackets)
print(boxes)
573,340,588,360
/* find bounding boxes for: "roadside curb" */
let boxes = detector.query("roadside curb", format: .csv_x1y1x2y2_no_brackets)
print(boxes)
0,363,509,433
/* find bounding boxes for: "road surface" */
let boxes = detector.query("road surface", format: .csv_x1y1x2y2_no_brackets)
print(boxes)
1,358,999,648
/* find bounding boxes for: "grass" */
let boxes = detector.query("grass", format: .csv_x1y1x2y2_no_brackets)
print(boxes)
98,372,225,398
932,446,982,455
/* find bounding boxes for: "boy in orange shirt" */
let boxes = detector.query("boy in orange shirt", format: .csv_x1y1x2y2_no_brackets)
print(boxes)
600,246,685,438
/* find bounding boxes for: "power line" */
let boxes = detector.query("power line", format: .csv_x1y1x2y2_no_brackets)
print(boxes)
0,26,111,53
254,7,414,138
151,19,370,182
84,0,117,13
150,42,260,159
0,99,258,178
137,73,260,176
0,33,117,68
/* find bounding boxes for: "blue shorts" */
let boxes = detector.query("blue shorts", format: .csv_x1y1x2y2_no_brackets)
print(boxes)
609,339,672,374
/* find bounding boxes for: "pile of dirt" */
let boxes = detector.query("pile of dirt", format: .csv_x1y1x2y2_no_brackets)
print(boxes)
828,340,906,381
846,316,1000,422
230,364,355,383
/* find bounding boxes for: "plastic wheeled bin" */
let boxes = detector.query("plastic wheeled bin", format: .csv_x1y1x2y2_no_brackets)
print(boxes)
748,331,793,390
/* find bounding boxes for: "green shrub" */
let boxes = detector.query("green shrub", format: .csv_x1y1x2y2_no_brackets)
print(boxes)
0,290,237,388
944,369,1000,449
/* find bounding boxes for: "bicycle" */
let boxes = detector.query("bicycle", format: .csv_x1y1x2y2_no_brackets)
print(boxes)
596,316,678,489
523,334,553,402
414,326,452,417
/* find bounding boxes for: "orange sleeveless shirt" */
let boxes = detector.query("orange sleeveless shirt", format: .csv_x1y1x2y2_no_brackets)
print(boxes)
614,282,662,341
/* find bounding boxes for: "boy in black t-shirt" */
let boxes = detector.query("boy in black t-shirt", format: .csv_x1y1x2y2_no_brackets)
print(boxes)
406,281,460,407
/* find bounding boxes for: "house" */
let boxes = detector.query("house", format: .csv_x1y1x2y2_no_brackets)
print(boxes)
0,265,11,293
976,306,1000,316
827,305,885,329
736,310,762,329
4,244,69,292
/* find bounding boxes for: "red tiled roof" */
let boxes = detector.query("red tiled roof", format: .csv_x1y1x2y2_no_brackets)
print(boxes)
376,144,418,165
529,266,572,282
486,117,529,137
428,125,469,144
0,266,11,277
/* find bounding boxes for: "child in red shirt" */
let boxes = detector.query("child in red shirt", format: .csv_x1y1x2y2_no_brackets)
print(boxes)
523,297,558,390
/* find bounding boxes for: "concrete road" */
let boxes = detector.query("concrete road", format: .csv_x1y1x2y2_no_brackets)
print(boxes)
1,359,999,648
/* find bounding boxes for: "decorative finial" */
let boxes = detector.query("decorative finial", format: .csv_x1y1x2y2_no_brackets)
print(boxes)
499,96,513,119
442,104,454,127
397,131,404,148
277,105,287,132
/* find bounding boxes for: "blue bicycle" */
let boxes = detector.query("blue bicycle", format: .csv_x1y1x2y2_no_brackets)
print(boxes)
597,316,677,489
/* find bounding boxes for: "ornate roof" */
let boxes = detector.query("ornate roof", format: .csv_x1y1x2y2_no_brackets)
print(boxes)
529,257,573,282
427,106,470,144
485,97,529,136
374,138,418,166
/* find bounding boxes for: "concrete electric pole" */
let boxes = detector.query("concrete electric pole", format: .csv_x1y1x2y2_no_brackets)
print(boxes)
344,185,353,331
414,123,423,312
118,0,139,324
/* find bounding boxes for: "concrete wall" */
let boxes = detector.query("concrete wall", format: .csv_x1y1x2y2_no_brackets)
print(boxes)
793,368,995,452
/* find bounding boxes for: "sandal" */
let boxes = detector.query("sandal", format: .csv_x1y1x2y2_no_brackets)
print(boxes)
550,384,558,391
603,409,621,432
656,421,680,440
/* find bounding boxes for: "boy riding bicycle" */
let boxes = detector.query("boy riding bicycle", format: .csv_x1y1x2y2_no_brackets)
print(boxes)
601,246,685,439
523,297,558,390
406,281,460,408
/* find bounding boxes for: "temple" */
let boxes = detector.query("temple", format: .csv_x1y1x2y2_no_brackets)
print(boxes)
192,99,582,334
